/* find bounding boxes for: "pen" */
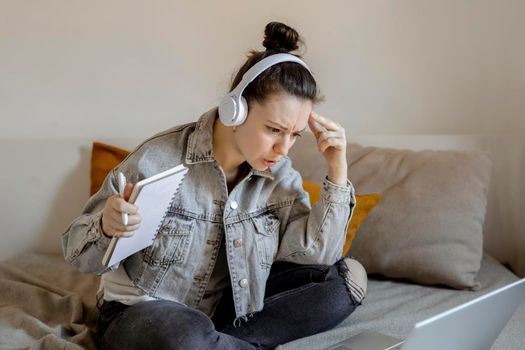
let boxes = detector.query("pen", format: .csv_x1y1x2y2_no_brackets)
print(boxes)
118,172,129,226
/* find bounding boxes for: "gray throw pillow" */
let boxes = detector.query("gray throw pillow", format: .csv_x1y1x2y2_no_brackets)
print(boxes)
289,135,492,289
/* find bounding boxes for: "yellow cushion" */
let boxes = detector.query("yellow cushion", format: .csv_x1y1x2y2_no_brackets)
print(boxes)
302,180,381,255
90,142,130,195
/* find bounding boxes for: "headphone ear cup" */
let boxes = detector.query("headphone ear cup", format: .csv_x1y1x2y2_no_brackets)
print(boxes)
220,53,311,127
235,96,248,126
218,95,237,126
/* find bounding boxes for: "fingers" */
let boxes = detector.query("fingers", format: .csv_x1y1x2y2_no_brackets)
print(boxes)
309,111,345,138
110,195,139,215
104,214,141,238
309,111,342,132
308,113,324,138
317,133,346,153
102,195,141,238
310,114,346,151
107,210,142,228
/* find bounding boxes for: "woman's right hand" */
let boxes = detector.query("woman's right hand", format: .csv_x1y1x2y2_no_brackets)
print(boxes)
101,183,142,238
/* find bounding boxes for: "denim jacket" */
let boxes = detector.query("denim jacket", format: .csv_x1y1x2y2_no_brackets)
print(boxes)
62,108,356,318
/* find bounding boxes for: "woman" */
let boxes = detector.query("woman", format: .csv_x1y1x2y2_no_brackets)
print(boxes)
62,21,367,350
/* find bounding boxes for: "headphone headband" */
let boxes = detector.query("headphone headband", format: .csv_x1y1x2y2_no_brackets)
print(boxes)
233,53,311,96
219,53,312,126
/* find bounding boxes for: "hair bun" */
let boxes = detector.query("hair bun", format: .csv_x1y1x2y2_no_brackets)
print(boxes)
262,22,300,53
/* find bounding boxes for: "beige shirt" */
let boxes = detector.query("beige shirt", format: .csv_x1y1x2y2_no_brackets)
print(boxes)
99,235,230,318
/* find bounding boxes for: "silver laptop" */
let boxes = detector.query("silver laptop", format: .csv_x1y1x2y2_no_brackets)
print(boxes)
328,277,525,350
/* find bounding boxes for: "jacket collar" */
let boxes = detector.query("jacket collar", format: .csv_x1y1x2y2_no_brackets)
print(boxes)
185,108,274,180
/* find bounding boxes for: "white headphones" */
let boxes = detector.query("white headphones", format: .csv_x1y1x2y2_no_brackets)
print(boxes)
218,53,312,126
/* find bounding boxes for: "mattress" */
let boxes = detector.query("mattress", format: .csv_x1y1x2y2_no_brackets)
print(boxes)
0,253,522,349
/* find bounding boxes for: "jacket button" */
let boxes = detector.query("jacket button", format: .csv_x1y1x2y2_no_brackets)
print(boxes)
230,201,238,209
239,278,248,288
233,239,242,247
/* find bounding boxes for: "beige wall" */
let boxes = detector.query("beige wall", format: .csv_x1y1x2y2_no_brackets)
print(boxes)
1,1,524,272
2,1,524,138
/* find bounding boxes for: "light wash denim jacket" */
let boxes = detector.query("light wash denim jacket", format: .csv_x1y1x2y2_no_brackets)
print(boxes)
62,108,356,318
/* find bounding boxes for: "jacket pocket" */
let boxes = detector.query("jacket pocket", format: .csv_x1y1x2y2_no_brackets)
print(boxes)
143,215,194,267
252,213,280,270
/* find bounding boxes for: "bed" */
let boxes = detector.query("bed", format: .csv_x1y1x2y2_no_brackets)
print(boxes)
0,134,523,349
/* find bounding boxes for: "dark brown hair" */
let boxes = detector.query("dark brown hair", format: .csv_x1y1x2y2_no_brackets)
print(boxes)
229,22,323,106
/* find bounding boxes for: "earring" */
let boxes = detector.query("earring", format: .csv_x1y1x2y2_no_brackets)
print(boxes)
232,126,237,133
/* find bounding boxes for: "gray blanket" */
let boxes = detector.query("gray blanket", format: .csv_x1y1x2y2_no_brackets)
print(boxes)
0,253,523,349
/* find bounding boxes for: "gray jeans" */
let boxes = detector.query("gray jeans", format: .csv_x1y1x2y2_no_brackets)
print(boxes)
97,259,364,350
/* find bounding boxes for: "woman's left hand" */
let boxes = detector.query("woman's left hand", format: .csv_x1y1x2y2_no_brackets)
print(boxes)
308,111,348,185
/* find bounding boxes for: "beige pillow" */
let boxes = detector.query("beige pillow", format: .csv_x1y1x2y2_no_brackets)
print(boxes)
289,135,492,289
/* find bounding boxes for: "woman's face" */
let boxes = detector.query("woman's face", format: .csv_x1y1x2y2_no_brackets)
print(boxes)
233,92,312,171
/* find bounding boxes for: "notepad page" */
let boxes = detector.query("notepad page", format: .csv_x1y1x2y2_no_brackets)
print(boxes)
105,168,187,267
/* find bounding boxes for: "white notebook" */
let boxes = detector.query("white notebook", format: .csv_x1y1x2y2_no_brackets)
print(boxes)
102,164,188,267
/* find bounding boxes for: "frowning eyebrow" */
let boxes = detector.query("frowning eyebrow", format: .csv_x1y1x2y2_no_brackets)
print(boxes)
267,120,306,134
